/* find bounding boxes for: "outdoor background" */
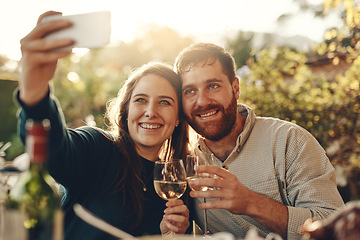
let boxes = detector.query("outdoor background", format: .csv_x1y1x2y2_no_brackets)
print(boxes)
1,0,359,201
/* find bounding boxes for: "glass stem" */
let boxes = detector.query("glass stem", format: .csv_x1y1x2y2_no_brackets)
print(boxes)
203,198,209,235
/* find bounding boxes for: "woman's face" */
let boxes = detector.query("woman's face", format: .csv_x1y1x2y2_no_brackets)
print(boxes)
127,74,179,155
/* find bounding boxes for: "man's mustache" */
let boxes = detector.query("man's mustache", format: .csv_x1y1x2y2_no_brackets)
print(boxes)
191,104,223,116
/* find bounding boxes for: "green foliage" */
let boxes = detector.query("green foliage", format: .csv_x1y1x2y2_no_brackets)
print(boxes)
239,47,335,147
0,80,18,142
226,32,253,68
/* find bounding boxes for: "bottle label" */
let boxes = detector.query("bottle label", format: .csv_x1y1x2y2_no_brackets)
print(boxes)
26,135,47,164
26,121,49,164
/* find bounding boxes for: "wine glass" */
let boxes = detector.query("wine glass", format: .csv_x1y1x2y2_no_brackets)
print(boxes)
153,159,187,201
153,159,187,235
185,154,217,238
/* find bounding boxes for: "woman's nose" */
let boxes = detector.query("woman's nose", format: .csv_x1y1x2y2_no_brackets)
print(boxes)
145,103,158,119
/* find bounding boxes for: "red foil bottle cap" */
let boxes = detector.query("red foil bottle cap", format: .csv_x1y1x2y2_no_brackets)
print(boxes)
26,119,50,164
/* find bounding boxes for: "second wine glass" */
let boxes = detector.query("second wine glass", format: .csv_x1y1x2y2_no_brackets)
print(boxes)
185,154,217,238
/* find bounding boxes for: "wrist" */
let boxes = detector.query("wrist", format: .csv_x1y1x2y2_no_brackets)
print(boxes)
19,85,49,106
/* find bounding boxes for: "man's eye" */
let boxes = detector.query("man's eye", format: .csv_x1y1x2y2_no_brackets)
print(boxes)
209,84,218,90
184,89,194,95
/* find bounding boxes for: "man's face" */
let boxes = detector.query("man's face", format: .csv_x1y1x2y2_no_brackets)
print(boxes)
181,59,240,141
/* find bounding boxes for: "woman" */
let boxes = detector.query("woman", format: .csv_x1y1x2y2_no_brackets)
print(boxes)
16,11,190,239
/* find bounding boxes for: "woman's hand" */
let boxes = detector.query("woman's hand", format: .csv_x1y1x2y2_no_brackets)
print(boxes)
19,11,74,106
160,199,190,235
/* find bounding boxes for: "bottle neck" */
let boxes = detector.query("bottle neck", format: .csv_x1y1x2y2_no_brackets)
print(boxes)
29,162,46,172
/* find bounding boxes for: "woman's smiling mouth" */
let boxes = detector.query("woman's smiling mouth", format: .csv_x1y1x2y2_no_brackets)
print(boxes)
140,123,161,129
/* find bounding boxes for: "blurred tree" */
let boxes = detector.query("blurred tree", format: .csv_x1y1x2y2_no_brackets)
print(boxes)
0,55,19,142
0,54,22,161
0,79,18,143
226,32,253,68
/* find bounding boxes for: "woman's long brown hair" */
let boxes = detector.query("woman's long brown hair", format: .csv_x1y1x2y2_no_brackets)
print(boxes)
105,62,189,227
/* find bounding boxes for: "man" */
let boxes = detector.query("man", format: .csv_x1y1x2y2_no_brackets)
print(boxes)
175,43,344,240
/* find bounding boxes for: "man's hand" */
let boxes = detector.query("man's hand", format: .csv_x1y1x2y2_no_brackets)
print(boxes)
189,165,288,238
189,165,251,214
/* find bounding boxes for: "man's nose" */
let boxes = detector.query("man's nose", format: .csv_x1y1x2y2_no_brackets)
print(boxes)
196,90,211,106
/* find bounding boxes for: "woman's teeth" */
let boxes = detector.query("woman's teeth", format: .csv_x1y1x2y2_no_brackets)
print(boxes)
140,123,161,129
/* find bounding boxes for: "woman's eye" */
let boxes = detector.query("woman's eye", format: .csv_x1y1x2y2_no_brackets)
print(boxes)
160,100,171,105
135,98,146,103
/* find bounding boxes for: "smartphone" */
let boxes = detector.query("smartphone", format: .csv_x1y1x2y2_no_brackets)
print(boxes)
42,11,111,50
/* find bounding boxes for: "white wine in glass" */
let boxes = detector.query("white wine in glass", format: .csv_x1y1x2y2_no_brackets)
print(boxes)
153,159,187,201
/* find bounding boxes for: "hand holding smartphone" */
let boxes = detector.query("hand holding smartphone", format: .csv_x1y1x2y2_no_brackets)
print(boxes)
41,11,111,51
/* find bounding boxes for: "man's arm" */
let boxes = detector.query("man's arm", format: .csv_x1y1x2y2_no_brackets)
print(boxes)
245,189,288,238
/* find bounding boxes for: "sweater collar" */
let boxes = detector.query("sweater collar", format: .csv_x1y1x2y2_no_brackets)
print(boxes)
196,103,256,162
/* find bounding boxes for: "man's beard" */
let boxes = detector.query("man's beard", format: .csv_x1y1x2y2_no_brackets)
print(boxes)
186,94,237,141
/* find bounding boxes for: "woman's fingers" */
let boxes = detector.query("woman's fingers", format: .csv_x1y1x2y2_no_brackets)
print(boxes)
164,202,189,216
22,11,73,53
163,214,190,233
22,37,73,53
165,199,184,207
37,11,62,25
163,213,188,223
27,12,71,40
20,12,74,66
162,199,190,233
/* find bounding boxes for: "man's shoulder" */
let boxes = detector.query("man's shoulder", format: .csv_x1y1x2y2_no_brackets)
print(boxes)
255,116,295,126
254,116,308,135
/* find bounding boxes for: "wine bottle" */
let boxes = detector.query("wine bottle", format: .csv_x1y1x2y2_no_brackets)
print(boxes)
8,119,63,240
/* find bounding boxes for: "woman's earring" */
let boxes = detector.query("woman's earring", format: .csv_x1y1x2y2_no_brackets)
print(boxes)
175,120,179,127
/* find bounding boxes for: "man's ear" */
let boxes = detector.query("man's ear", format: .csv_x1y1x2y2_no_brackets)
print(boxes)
232,77,240,100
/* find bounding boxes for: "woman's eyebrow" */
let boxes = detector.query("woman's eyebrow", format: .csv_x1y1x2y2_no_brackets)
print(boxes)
159,95,176,103
132,93,147,98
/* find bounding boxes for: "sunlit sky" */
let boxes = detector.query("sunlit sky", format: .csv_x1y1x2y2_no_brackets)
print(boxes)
0,0,342,61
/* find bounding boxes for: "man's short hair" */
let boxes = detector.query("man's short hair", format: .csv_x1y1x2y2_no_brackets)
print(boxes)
174,43,237,83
